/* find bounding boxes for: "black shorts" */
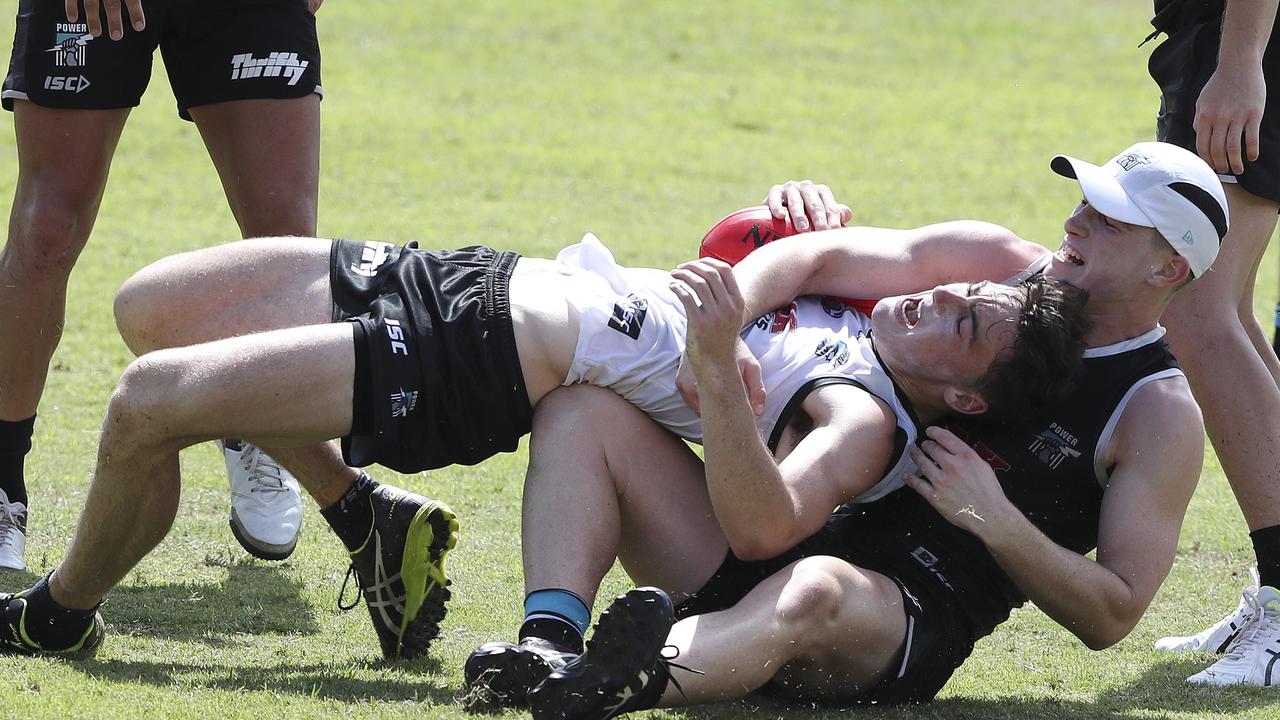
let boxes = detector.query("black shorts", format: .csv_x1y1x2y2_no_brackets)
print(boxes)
676,509,978,705
1148,11,1280,203
3,0,321,120
329,240,533,474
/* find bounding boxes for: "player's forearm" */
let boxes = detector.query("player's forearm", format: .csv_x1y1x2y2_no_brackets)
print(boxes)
734,236,831,321
1219,0,1278,68
698,367,798,560
978,510,1142,650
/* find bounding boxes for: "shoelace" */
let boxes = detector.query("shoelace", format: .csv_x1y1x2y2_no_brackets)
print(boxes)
337,564,364,611
659,644,704,701
238,445,288,494
1219,590,1269,661
0,502,23,550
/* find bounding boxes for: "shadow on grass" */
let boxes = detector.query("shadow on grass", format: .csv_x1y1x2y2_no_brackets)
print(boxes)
68,657,456,705
668,657,1277,719
103,561,320,643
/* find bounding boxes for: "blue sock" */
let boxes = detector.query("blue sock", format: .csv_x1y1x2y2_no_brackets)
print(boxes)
520,588,590,652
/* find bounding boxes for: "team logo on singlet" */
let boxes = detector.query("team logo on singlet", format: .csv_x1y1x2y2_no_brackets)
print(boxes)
390,387,419,418
48,25,91,68
814,337,850,365
608,294,648,340
821,297,851,318
230,52,310,86
1028,422,1082,470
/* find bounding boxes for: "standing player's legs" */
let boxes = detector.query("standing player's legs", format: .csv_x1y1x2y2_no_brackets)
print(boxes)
190,95,324,560
1161,185,1280,685
1163,185,1280,538
189,96,319,238
164,0,326,559
0,103,130,570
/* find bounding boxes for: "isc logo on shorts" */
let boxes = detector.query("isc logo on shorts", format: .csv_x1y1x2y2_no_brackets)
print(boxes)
43,75,91,93
230,52,310,86
386,318,410,356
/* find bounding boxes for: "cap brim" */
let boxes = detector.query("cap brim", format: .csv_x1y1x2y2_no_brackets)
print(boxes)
1051,155,1155,228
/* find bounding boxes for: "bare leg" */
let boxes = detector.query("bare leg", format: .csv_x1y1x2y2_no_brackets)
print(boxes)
188,96,320,239
0,103,129,420
1163,184,1280,530
522,386,730,606
113,237,358,502
50,323,355,609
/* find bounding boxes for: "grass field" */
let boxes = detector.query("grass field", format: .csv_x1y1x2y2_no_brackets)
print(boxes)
2,0,1279,718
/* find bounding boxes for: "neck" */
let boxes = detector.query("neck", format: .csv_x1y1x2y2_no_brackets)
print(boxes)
891,373,950,425
1081,290,1166,347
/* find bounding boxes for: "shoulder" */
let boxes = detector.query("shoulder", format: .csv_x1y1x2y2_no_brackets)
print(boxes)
802,382,899,442
1108,374,1204,476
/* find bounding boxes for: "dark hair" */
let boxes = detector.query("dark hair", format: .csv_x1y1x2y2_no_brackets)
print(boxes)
974,277,1093,418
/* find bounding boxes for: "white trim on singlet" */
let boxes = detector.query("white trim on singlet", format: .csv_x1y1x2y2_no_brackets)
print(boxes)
1092,367,1186,487
1,90,29,101
1083,326,1168,358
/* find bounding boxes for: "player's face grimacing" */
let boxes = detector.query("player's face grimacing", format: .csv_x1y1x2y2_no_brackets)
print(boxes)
870,281,1021,392
1045,199,1166,293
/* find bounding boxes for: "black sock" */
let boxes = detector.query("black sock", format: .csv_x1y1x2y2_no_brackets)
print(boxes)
0,415,35,507
1251,524,1280,588
520,616,585,653
13,574,97,649
320,472,378,552
1272,302,1280,357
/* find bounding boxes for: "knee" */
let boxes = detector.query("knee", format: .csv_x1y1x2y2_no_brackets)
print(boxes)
105,354,184,438
530,385,621,446
3,197,96,281
773,558,848,634
113,263,177,354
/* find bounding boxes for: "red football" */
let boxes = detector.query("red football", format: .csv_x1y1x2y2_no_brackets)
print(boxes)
699,206,797,266
699,205,877,315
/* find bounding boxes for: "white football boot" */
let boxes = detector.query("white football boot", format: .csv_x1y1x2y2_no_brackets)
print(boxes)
1156,569,1261,654
1187,584,1280,687
222,440,303,560
0,488,26,571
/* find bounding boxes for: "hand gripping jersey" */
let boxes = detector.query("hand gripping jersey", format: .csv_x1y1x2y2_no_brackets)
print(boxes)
560,235,921,503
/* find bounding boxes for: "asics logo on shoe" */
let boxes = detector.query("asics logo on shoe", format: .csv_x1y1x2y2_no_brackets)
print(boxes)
601,670,647,716
230,52,309,86
368,532,407,631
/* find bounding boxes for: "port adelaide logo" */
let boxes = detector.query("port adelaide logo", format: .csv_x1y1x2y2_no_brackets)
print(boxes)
1028,422,1082,470
48,24,91,67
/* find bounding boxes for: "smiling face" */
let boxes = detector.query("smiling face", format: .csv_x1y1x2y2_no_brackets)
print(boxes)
1045,199,1177,297
870,281,1023,394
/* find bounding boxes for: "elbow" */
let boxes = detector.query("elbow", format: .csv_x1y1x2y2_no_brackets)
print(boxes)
1079,617,1138,651
727,532,793,562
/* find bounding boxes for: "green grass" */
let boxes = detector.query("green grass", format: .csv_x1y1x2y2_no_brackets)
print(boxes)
1,0,1279,717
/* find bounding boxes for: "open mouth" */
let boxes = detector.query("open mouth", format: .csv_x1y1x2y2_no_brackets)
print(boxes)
902,297,921,328
1055,243,1086,267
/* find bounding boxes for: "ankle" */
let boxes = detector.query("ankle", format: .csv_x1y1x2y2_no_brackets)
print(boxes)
47,569,101,612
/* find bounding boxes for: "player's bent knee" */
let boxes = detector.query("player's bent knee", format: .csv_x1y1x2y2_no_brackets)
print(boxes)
774,557,851,631
106,354,191,438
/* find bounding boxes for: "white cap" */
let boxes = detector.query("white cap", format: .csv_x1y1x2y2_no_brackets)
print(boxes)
1051,142,1228,277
